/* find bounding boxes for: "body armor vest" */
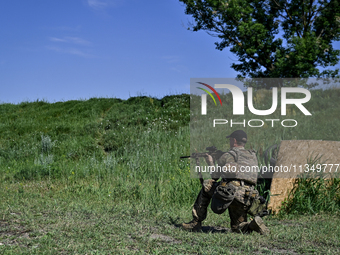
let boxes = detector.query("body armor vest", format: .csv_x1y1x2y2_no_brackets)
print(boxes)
226,148,258,185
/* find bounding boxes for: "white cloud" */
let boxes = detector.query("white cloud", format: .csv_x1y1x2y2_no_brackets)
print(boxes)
162,55,181,64
41,26,82,32
49,37,67,43
88,0,107,8
46,46,94,58
88,0,117,10
162,56,187,73
49,37,91,46
46,36,94,58
170,65,188,73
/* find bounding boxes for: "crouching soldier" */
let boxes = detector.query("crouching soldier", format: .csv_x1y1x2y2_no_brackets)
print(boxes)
182,130,269,235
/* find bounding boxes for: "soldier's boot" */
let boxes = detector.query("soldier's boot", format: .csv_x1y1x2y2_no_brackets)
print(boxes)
181,219,202,232
231,222,250,234
248,216,270,235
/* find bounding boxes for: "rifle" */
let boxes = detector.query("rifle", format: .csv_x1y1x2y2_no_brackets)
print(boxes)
180,146,225,185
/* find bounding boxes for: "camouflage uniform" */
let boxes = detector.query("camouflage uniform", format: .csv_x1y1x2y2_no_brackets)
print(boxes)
191,146,260,233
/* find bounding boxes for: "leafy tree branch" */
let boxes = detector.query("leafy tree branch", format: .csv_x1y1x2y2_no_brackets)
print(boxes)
180,0,340,83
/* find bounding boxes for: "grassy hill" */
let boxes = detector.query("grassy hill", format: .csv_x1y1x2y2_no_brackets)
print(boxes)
0,90,340,254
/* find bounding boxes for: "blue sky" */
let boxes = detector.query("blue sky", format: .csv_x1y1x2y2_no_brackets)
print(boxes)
0,0,239,104
1,1,339,104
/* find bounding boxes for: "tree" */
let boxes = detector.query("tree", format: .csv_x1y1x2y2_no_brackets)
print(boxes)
179,0,340,81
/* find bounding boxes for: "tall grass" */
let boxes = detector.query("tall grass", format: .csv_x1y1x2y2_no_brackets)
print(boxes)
0,88,340,214
281,177,340,215
281,155,340,215
0,95,199,210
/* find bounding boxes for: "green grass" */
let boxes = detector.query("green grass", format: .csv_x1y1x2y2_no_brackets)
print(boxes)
0,90,340,254
1,179,340,254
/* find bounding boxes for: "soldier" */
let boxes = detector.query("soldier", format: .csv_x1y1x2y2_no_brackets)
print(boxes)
182,130,269,235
